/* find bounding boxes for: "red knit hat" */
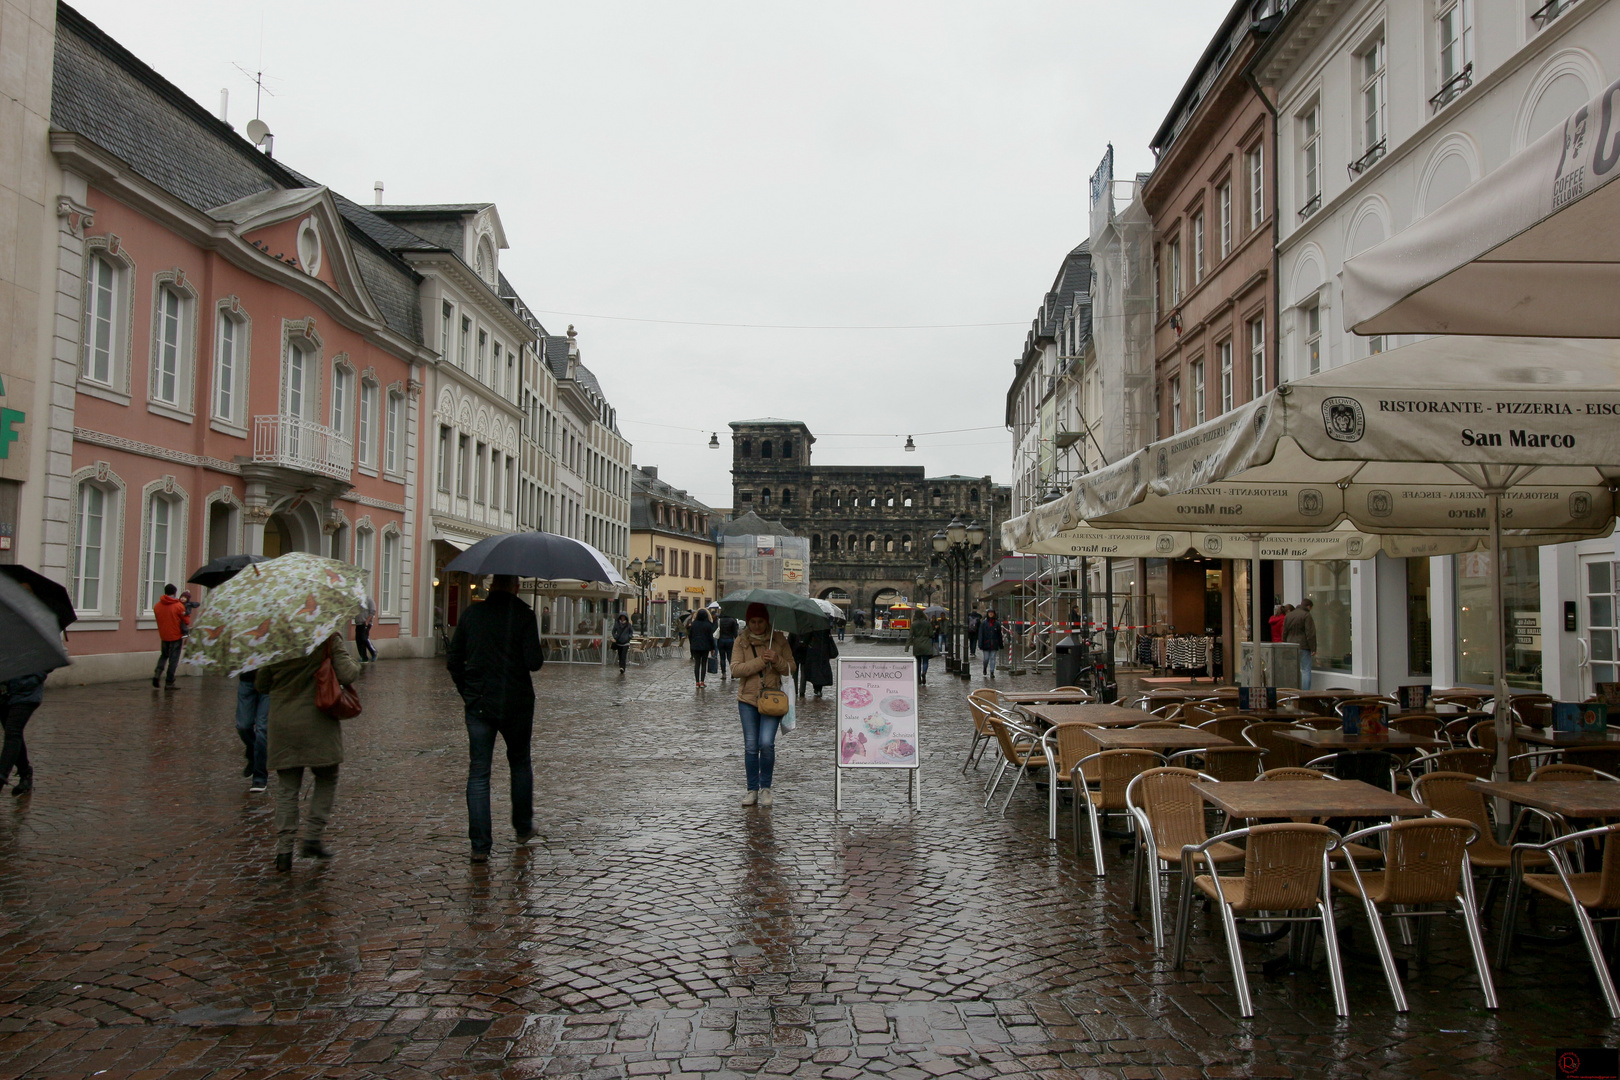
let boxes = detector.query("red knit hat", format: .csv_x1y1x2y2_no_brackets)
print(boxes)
746,602,770,622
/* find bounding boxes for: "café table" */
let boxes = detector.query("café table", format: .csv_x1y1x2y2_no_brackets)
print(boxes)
1088,728,1233,752
1513,725,1620,749
996,690,1098,706
1228,706,1317,721
1276,729,1450,752
1192,779,1429,821
1468,780,1620,821
1021,703,1153,729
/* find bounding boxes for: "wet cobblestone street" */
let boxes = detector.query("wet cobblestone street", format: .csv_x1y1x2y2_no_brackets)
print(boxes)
0,647,1614,1078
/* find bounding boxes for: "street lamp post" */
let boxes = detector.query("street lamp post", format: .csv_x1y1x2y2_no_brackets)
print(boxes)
932,516,986,679
626,557,663,634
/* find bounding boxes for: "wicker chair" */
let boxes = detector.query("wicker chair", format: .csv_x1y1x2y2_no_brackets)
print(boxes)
1502,822,1620,1018
1072,749,1166,876
982,713,1043,808
1259,766,1333,781
1126,767,1245,950
1033,722,1100,840
1256,766,1381,866
1410,747,1494,779
963,689,1001,774
1243,722,1310,770
1053,685,1094,698
1411,770,1549,915
1171,745,1267,782
1564,746,1620,775
1389,714,1447,742
1330,818,1497,1012
1529,763,1620,782
1134,720,1185,729
1336,696,1395,718
1171,702,1225,725
1200,715,1258,743
1172,822,1349,1018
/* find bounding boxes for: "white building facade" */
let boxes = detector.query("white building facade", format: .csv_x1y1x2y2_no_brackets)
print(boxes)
1253,0,1618,694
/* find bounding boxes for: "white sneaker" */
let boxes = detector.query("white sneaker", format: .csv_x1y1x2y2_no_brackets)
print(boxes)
741,789,758,806
758,787,773,807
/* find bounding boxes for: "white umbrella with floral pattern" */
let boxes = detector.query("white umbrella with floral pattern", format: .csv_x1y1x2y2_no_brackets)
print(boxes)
183,551,369,677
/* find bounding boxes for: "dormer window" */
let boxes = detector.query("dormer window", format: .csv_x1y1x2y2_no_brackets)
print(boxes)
475,235,497,285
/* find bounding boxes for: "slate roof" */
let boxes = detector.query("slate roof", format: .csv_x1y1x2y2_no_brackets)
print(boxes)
51,4,424,344
369,204,493,215
630,466,717,533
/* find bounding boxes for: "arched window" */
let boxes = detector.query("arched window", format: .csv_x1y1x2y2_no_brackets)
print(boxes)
760,488,772,507
932,488,942,506
741,438,752,456
830,534,840,552
903,535,913,553
886,491,896,507
847,533,857,551
783,439,794,459
971,488,980,504
884,535,894,553
834,490,843,507
782,488,794,506
811,534,821,551
903,492,914,507
812,489,822,509
762,441,773,459
867,492,878,507
866,534,876,552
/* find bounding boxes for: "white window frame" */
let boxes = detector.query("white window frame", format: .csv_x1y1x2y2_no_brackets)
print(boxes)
437,424,453,492
1358,34,1387,159
1218,339,1234,413
1247,144,1265,229
355,526,375,585
380,528,400,615
71,471,124,617
1191,212,1206,285
1250,316,1266,398
1170,375,1183,435
149,277,196,416
1300,103,1322,212
1218,182,1232,258
385,389,403,476
476,330,487,382
475,440,488,505
441,300,454,359
1437,1,1473,95
330,363,353,440
81,249,131,393
457,433,471,497
357,379,378,470
140,481,187,612
1168,236,1183,304
459,316,471,369
1191,359,1206,425
211,301,251,433
1304,301,1323,376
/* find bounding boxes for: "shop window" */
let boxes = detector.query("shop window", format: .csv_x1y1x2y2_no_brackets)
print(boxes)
1303,560,1354,673
1456,549,1541,689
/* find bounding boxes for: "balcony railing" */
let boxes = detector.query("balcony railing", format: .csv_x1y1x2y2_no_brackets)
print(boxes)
1429,64,1473,113
253,414,352,481
1347,138,1387,177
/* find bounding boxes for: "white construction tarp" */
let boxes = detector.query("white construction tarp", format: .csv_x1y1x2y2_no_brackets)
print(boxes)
1343,77,1620,338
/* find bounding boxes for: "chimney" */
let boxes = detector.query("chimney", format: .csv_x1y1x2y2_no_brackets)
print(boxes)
218,89,229,124
374,181,384,206
643,466,658,480
262,133,274,158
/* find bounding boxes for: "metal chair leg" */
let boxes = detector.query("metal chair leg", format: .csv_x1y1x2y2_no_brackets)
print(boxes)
1172,870,1196,969
1457,879,1499,1010
1496,874,1523,970
983,758,1010,807
1571,901,1620,1019
1086,799,1106,877
1147,855,1168,951
1217,901,1255,1018
999,760,1030,816
1318,898,1350,1018
1358,898,1409,1012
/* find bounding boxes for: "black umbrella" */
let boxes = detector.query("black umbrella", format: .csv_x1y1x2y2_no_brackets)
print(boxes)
0,573,69,681
0,565,75,630
444,531,624,584
188,553,268,589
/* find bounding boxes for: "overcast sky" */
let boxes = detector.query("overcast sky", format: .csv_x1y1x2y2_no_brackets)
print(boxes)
72,1,1227,510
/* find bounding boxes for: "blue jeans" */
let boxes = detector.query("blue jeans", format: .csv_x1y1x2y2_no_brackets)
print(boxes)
918,655,930,676
1299,650,1314,691
738,701,779,791
464,707,534,854
235,677,269,785
982,648,999,676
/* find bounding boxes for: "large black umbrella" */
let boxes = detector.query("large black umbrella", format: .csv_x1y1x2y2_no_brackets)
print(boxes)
188,553,269,589
717,588,830,635
0,565,75,630
444,531,625,585
0,573,70,682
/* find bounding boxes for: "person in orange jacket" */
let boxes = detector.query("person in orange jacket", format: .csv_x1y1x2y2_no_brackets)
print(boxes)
152,583,189,688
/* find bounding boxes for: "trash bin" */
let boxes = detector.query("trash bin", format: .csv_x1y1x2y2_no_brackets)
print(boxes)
1053,634,1079,690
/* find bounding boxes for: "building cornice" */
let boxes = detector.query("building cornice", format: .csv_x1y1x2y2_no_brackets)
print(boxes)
401,251,536,344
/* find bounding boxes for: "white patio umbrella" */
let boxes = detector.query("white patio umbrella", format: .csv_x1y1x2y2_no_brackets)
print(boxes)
1002,335,1620,776
1343,76,1620,337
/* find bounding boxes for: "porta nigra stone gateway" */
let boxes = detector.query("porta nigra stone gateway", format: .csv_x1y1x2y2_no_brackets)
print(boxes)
728,419,1007,617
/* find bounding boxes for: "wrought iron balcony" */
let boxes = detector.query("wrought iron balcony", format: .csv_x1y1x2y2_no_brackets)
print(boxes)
1532,0,1579,28
252,414,352,481
1348,138,1387,177
1430,64,1474,112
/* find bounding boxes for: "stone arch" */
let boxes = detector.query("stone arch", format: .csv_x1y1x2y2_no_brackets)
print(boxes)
1343,194,1392,262
1514,48,1605,152
1416,132,1481,218
1288,243,1326,308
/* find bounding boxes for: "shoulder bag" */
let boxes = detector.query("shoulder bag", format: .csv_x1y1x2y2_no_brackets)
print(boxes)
750,640,791,717
316,641,362,719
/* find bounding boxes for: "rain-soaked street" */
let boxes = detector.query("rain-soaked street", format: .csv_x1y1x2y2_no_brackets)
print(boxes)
0,646,1612,1079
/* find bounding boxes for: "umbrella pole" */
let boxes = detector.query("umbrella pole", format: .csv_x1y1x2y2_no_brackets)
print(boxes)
1490,492,1511,783
1252,547,1266,688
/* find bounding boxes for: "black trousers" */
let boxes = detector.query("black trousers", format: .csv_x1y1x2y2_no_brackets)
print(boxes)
154,639,183,684
692,650,711,682
0,700,38,785
355,624,377,661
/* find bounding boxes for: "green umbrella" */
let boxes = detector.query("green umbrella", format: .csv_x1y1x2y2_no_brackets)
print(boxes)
183,551,369,677
717,588,830,635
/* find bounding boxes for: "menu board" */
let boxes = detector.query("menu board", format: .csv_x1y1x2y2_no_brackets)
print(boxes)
836,657,919,769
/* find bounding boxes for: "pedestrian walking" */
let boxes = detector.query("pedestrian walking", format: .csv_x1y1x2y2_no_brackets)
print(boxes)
353,595,378,662
931,614,946,655
836,615,846,641
236,670,270,793
255,632,360,871
715,612,739,680
1282,599,1319,691
966,609,982,663
611,612,634,673
688,608,716,687
908,617,936,685
151,583,188,688
732,603,794,807
977,610,1005,678
802,627,836,698
1268,603,1291,644
789,632,811,696
0,671,46,798
446,575,543,864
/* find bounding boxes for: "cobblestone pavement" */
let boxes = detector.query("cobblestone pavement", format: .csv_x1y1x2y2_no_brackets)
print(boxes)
0,647,1613,1078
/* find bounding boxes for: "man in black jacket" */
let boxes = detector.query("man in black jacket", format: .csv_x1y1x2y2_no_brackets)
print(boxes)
447,575,544,863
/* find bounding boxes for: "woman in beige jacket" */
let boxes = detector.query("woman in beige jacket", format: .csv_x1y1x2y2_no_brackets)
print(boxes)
255,632,360,871
730,603,795,807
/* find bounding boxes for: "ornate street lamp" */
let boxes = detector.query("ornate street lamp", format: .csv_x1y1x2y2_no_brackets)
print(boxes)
933,519,984,678
627,557,662,633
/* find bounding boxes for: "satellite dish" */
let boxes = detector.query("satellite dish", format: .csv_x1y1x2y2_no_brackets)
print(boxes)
245,119,269,146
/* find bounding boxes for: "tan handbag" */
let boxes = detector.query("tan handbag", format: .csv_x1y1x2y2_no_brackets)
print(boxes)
749,639,790,716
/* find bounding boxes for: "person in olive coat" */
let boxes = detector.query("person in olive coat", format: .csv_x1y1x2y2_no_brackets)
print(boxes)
256,632,360,871
907,617,937,684
447,575,544,863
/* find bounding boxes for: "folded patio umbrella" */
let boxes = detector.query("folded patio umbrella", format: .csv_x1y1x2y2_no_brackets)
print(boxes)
0,572,71,682
717,588,830,635
188,553,269,589
183,551,369,677
0,564,76,630
445,531,625,588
